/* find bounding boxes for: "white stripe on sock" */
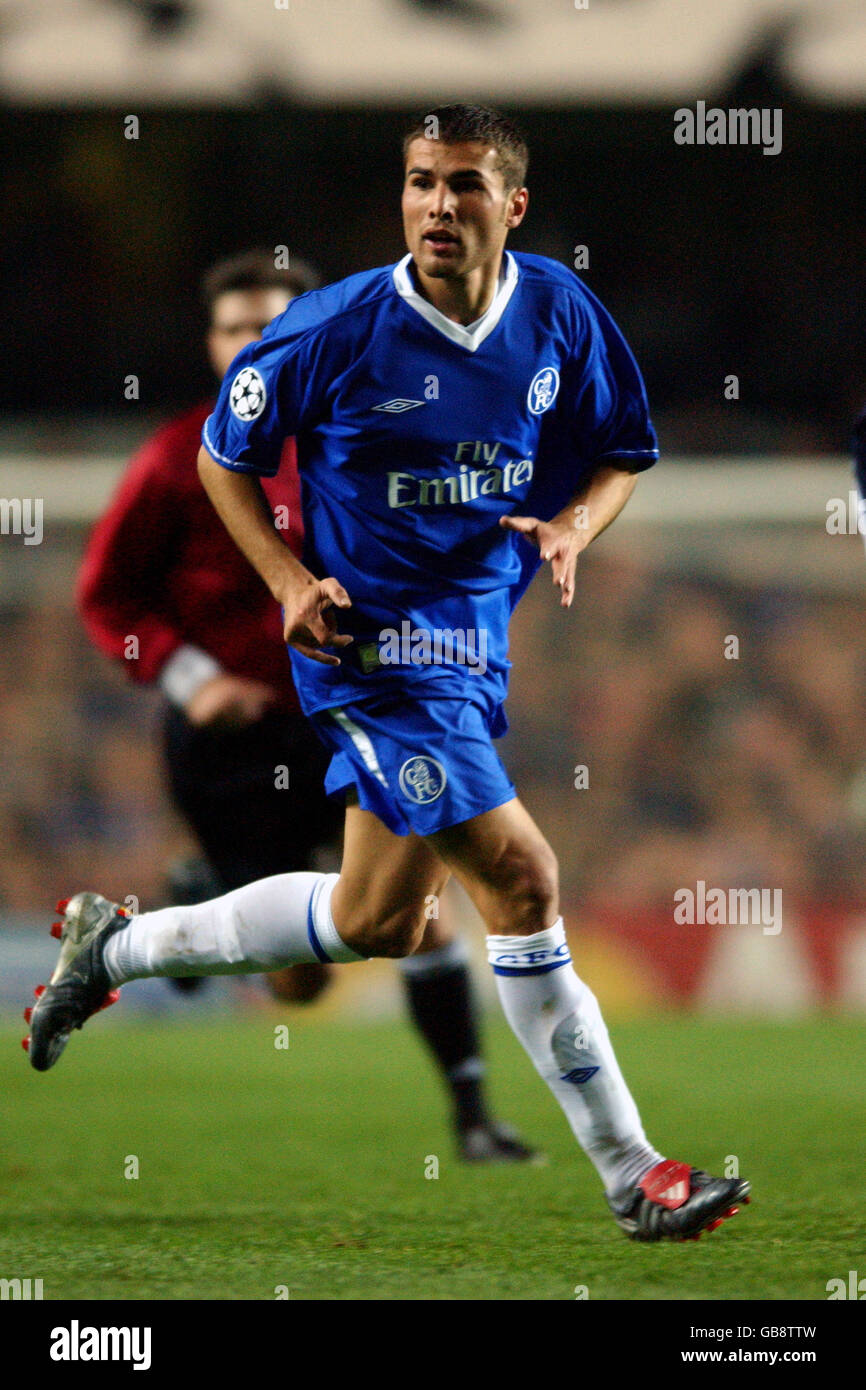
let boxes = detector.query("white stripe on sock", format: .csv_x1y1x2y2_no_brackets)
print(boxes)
310,874,368,963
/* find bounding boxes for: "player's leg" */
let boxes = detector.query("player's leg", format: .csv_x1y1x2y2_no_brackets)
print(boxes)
246,709,343,1003
428,799,750,1236
401,904,488,1131
315,789,536,1159
162,852,223,994
159,706,233,996
160,705,335,1002
24,790,451,1071
25,690,468,1070
396,892,541,1161
329,798,450,957
114,796,444,981
90,797,442,994
163,698,532,1159
429,798,660,1195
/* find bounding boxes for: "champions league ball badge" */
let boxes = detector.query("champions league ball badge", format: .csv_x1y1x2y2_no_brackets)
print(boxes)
229,367,267,422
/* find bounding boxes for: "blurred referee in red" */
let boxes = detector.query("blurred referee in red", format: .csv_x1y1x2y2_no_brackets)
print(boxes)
77,249,538,1163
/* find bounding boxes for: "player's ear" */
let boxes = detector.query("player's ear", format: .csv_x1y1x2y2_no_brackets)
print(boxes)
506,186,529,229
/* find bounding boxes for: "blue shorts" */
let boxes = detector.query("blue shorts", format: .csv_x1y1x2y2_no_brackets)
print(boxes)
311,694,516,837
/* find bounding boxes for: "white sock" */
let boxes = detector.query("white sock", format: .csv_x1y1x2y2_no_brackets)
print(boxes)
487,920,662,1202
103,872,366,985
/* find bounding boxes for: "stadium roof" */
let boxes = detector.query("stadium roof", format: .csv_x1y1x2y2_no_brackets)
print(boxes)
2,0,865,105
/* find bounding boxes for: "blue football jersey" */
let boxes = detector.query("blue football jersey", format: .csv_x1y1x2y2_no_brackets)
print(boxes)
202,251,658,723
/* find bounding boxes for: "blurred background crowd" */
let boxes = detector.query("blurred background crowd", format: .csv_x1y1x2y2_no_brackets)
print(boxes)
4,535,866,924
3,0,866,1010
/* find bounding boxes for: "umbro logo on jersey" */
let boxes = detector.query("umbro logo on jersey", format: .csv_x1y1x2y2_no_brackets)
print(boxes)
371,398,426,413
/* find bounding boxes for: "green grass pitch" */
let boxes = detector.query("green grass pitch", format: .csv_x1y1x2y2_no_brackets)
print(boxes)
1,1012,863,1300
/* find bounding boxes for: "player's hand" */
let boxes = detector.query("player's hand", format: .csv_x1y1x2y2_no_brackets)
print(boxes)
185,675,278,730
499,513,587,608
280,576,354,666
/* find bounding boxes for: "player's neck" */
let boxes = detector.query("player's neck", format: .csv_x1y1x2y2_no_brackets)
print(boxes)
410,256,503,326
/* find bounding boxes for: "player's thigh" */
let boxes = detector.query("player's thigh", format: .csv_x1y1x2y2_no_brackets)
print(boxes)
331,796,451,955
427,797,559,934
415,886,458,950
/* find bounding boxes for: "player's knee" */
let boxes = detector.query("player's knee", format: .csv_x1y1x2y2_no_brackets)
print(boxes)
495,843,559,931
267,963,333,1005
339,906,427,960
516,857,559,923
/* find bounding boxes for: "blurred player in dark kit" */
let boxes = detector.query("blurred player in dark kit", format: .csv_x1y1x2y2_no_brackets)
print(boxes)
76,248,539,1163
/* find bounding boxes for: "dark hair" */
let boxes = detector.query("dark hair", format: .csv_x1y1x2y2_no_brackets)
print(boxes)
200,249,320,315
402,104,529,190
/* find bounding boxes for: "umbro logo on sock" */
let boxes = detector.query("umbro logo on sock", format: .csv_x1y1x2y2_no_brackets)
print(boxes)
560,1066,600,1085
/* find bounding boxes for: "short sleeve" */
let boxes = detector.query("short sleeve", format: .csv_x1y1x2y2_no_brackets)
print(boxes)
201,312,321,478
570,291,659,473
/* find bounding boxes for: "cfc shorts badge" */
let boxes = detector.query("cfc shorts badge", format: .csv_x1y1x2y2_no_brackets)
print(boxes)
310,695,515,836
398,756,447,805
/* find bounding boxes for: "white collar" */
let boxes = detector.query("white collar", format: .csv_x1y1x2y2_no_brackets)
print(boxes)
392,251,519,352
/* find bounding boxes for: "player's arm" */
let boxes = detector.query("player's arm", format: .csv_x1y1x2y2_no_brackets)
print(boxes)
499,463,637,608
197,446,352,666
77,440,188,679
78,431,279,726
505,286,658,608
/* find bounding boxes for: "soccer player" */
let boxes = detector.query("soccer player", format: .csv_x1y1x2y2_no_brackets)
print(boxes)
74,248,539,1164
28,106,750,1240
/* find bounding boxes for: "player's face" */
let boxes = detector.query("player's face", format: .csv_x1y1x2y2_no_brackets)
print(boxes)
402,138,527,282
207,288,292,378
